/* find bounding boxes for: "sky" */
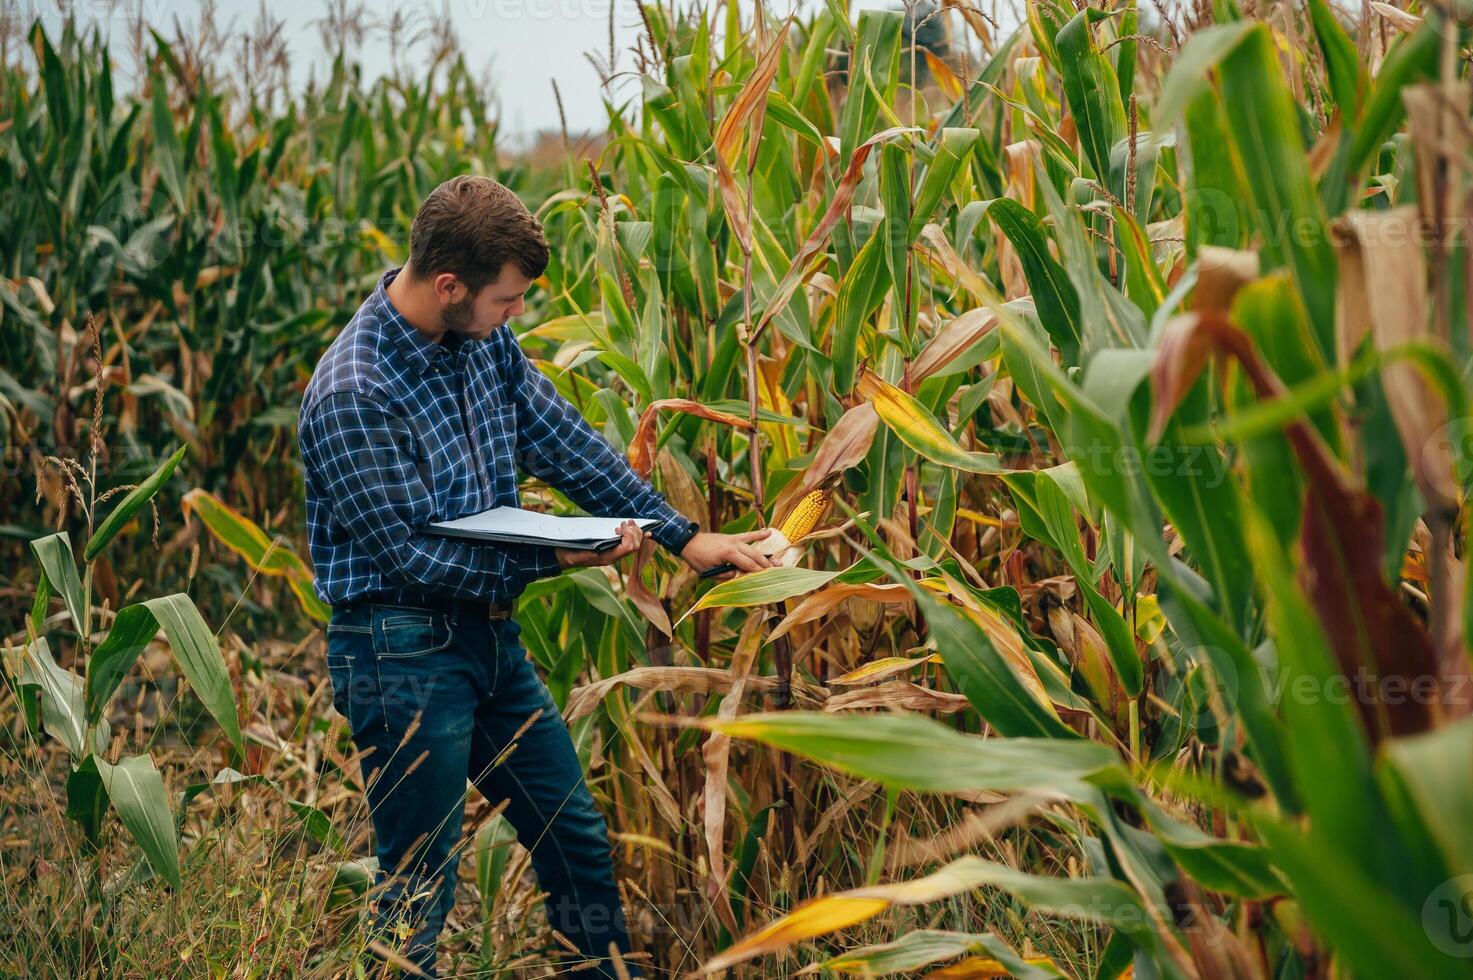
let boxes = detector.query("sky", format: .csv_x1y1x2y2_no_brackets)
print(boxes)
43,0,905,146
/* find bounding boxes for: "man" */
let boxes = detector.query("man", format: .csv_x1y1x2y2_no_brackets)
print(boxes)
298,174,774,978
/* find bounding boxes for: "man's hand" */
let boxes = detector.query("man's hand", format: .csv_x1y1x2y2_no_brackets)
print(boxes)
555,519,645,570
680,529,775,580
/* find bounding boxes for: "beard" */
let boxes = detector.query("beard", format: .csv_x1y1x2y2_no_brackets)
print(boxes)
439,294,476,333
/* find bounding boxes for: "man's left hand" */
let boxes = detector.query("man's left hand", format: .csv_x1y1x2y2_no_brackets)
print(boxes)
555,519,645,569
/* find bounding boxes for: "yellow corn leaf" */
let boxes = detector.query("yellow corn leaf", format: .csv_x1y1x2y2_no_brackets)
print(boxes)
956,603,1061,718
182,489,300,579
922,956,1062,979
1003,139,1041,209
287,576,331,625
768,582,914,641
1134,594,1166,644
360,225,402,263
551,340,595,370
819,929,1063,976
956,508,1007,528
856,368,1006,474
611,832,679,859
830,654,941,686
924,49,963,100
702,854,1137,973
700,896,892,973
758,359,802,463
520,312,604,344
182,489,328,622
917,224,1005,302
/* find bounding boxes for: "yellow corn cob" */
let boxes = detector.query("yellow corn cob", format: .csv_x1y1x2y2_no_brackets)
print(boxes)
778,488,828,543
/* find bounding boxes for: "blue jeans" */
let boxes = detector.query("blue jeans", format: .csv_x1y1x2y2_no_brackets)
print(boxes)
325,600,643,978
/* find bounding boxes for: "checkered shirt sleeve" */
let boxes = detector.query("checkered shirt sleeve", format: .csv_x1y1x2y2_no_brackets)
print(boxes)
299,389,563,602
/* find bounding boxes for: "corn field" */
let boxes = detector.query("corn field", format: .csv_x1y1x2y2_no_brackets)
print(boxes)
3,0,1473,976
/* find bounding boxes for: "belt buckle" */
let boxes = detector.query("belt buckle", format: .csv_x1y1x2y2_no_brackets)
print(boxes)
488,599,514,620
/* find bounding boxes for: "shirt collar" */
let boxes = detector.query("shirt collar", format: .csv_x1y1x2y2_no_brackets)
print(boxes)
376,267,463,377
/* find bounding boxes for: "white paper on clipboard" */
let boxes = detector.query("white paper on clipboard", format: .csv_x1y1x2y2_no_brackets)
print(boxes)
424,506,660,551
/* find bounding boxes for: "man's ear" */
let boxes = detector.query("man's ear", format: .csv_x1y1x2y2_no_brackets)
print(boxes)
431,272,464,304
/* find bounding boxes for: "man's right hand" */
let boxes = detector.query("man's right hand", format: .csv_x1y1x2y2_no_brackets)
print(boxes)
555,519,645,570
679,529,775,579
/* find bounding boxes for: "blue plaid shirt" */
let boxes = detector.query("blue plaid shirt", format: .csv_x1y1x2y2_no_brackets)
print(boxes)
298,267,700,606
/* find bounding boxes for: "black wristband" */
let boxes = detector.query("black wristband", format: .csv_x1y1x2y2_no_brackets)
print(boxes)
668,517,700,555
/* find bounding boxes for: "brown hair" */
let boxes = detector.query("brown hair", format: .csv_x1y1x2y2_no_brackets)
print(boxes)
406,175,549,291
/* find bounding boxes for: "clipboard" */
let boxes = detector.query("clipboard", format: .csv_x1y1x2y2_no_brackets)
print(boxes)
424,506,660,552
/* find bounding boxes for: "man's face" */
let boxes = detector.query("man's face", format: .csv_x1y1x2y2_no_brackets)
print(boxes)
438,262,533,340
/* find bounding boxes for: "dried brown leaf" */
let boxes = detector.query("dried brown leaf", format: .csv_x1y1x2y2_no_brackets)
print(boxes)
626,398,753,478
910,308,1001,386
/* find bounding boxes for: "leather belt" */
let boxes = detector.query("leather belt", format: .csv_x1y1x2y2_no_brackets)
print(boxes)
333,592,516,621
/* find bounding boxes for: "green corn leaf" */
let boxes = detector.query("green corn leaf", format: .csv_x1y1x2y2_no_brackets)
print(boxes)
17,637,93,758
180,767,344,849
1216,26,1339,356
682,567,841,620
85,603,161,723
704,851,1151,973
832,229,890,393
30,532,85,636
1306,0,1368,121
85,444,186,561
149,74,186,213
29,23,69,135
1096,347,1258,635
1114,0,1139,109
1155,573,1298,811
1183,88,1251,254
1334,25,1441,210
95,754,181,889
1138,796,1284,898
1240,508,1408,888
703,711,1121,796
822,930,1062,977
886,568,1077,739
987,199,1082,363
139,595,243,760
66,754,109,846
838,11,902,159
1255,814,1461,978
1153,22,1256,130
1157,23,1338,352
879,140,913,303
1379,716,1473,880
908,128,977,239
28,573,50,638
1054,10,1127,186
